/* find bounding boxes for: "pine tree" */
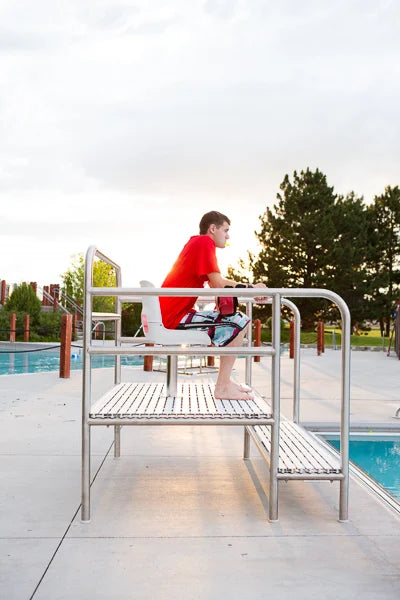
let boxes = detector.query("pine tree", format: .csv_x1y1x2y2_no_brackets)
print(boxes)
251,168,338,328
367,185,400,334
330,192,369,325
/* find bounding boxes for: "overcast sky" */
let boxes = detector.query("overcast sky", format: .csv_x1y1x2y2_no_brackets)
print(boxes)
1,0,399,288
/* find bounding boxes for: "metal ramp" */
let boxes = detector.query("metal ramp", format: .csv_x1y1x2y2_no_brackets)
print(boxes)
247,422,342,479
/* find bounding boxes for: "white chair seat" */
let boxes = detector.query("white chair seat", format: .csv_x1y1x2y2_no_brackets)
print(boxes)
140,281,211,346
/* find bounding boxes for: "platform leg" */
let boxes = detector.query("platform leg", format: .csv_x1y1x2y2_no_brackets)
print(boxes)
81,423,91,522
243,427,250,459
339,478,349,522
269,293,281,522
269,424,279,522
114,425,121,458
166,355,178,397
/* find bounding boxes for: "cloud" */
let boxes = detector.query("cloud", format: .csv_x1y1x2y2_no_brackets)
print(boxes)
1,0,400,284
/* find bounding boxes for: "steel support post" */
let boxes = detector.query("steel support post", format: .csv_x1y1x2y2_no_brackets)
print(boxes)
243,427,250,459
114,425,121,458
114,273,122,385
269,293,281,521
244,301,253,459
166,355,178,397
281,299,301,424
81,340,91,521
245,301,253,386
339,301,351,522
81,248,94,523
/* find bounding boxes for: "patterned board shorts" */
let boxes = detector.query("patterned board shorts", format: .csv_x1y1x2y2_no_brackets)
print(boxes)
176,310,251,347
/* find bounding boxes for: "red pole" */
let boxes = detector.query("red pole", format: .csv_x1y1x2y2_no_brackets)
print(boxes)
24,314,30,342
73,313,78,337
10,313,16,342
60,314,72,378
289,320,294,359
143,344,154,371
321,321,325,353
43,285,49,306
207,356,215,366
254,319,261,362
30,282,37,294
53,297,59,312
317,321,325,355
1,280,6,304
317,322,321,355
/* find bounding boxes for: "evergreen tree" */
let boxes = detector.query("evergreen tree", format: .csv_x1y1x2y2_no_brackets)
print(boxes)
330,192,369,325
4,283,42,321
366,185,400,334
251,168,338,328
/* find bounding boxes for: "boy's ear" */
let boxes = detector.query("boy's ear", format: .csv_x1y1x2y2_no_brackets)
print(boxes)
208,223,216,234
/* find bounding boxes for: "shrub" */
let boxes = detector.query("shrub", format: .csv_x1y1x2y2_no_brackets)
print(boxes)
0,306,63,342
121,302,143,337
35,311,63,341
4,283,42,322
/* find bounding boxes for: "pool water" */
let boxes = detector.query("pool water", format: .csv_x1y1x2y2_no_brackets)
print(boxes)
328,437,400,500
0,349,143,376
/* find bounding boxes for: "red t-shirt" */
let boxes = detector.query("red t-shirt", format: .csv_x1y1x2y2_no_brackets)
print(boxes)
160,235,220,328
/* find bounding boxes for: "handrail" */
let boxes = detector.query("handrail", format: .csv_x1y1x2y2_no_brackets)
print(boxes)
37,286,70,314
280,298,301,423
59,290,84,317
81,247,350,523
82,246,123,520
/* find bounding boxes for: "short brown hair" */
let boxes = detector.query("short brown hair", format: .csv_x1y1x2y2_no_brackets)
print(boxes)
199,211,230,235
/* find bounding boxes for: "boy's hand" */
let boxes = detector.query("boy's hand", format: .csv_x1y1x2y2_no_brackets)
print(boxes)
254,282,269,303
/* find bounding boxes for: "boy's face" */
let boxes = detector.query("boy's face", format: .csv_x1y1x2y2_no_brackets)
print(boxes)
208,221,230,248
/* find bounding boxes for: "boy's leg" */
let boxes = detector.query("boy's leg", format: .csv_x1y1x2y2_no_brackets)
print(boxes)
214,325,252,400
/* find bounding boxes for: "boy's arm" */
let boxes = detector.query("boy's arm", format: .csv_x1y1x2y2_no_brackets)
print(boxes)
207,272,268,302
207,272,237,288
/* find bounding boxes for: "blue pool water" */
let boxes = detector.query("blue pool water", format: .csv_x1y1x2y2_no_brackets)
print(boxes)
328,437,400,500
0,349,143,376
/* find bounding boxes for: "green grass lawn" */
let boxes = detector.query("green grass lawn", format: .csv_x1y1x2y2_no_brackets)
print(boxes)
260,327,392,348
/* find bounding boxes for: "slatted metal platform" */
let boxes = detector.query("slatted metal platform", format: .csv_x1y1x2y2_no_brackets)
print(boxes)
247,422,343,479
89,382,274,425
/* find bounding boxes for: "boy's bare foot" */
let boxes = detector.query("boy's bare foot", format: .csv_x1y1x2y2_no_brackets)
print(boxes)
214,382,254,401
238,382,252,393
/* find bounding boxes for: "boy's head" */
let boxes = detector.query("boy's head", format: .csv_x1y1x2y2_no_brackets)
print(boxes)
199,211,231,248
199,211,231,235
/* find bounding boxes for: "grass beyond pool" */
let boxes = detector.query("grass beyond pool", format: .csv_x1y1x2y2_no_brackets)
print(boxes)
260,326,391,348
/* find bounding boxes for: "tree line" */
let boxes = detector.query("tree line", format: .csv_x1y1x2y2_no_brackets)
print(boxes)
235,168,400,332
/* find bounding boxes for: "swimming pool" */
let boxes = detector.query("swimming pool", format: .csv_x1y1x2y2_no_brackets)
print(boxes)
0,348,143,376
326,434,400,500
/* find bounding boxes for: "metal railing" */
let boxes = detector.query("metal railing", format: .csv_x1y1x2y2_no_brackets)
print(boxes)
243,297,301,423
81,246,351,523
37,286,71,314
58,289,84,317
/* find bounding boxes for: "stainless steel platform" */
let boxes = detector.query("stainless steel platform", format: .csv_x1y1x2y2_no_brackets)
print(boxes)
89,382,273,424
81,246,351,522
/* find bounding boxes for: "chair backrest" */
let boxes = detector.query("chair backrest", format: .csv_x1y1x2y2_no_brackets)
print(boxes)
140,281,211,346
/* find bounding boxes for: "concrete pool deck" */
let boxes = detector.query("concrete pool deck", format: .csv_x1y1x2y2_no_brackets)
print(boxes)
1,348,400,599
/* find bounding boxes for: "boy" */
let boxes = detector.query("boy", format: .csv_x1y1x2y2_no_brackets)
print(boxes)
160,211,267,400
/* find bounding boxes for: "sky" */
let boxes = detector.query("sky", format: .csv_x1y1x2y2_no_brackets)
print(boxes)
1,0,399,288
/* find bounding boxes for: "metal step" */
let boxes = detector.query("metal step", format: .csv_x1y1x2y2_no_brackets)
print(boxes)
89,382,273,425
248,422,342,478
